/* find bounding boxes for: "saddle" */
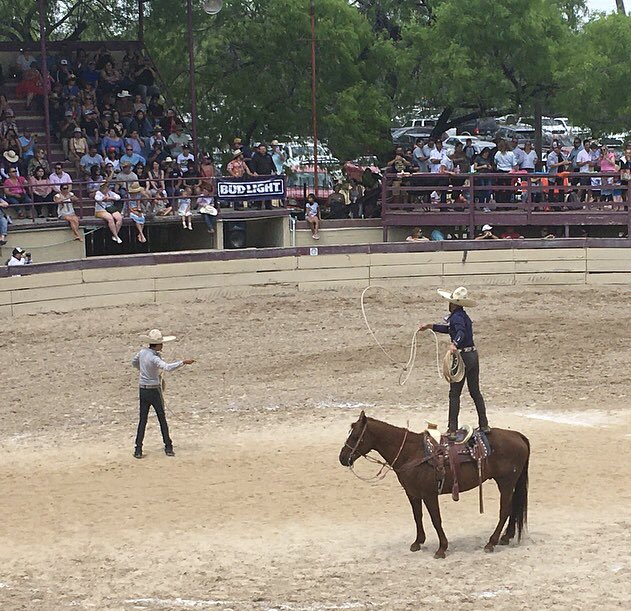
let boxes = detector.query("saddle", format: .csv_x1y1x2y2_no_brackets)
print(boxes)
423,423,491,505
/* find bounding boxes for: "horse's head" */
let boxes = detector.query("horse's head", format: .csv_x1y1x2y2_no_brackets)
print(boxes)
339,410,373,467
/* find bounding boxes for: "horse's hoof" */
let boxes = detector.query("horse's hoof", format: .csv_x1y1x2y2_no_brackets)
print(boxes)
410,542,421,552
484,544,494,553
499,536,510,546
434,550,446,559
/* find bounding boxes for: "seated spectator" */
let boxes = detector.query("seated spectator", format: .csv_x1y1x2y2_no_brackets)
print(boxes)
147,94,164,121
53,184,82,240
120,143,145,167
62,75,80,102
69,127,88,173
177,144,195,171
2,149,21,180
305,193,320,240
134,163,147,190
0,109,18,138
182,159,201,195
125,129,145,156
80,109,100,145
128,110,153,140
94,182,123,243
16,63,51,110
328,184,348,219
99,62,121,96
128,182,147,243
54,59,73,86
132,94,146,114
104,147,121,172
80,144,104,177
18,130,37,165
110,110,125,137
163,157,181,202
475,223,500,240
27,147,50,177
119,61,136,94
147,160,169,214
115,161,139,198
199,154,215,196
16,49,37,77
160,108,178,134
58,111,78,160
147,141,168,167
406,227,429,242
7,246,31,266
116,90,134,127
29,166,54,217
167,125,190,156
197,188,217,234
95,46,113,71
49,162,72,193
3,166,32,217
149,126,167,149
100,127,125,157
0,197,9,244
134,57,159,101
79,59,100,88
86,164,104,196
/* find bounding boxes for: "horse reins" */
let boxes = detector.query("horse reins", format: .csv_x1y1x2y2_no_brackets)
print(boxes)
346,423,410,483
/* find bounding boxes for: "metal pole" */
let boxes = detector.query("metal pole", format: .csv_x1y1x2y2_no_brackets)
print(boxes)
186,0,199,160
37,0,52,162
310,0,318,196
138,0,145,41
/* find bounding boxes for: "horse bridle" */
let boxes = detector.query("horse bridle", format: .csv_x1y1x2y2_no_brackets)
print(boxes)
344,420,410,482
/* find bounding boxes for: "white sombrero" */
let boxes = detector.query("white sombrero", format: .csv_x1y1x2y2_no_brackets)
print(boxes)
140,328,176,344
437,286,476,307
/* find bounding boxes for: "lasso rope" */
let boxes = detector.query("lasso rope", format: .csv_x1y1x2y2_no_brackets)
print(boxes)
360,286,442,385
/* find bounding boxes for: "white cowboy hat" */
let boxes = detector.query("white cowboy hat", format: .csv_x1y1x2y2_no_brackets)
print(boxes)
437,286,476,307
140,329,176,344
3,150,19,163
482,224,493,231
231,149,243,158
117,90,132,98
199,204,218,216
128,182,144,194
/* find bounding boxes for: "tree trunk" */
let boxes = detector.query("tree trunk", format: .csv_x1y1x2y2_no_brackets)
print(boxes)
615,0,626,15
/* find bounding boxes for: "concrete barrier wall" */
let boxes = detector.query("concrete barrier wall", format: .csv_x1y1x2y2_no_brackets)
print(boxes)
1,246,629,316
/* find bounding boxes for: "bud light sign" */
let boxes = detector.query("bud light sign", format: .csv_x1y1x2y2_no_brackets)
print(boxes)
216,176,286,201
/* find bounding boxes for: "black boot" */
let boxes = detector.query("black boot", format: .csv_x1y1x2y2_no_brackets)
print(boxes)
165,446,175,457
134,447,143,459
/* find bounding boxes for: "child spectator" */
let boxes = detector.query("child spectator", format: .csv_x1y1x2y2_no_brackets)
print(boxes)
305,193,320,240
177,186,193,230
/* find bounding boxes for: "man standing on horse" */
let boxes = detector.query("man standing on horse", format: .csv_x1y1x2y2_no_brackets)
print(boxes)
131,329,195,459
419,287,490,437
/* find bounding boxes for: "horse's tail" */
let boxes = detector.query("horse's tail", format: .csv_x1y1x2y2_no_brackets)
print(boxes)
512,433,530,542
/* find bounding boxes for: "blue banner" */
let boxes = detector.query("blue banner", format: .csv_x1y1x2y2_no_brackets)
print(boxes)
216,175,286,201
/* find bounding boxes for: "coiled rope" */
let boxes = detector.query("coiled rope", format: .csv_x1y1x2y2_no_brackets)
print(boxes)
360,286,442,385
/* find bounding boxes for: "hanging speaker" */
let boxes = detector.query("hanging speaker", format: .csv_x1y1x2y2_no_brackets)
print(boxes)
203,0,223,15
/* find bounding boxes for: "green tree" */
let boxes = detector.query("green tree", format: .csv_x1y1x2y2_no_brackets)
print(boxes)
145,0,395,159
396,0,572,136
555,13,631,135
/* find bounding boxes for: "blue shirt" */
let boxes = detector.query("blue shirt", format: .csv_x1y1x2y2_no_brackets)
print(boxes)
131,347,183,387
432,308,475,349
120,153,146,167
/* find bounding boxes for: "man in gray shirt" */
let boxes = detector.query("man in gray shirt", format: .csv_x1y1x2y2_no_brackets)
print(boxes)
131,329,195,459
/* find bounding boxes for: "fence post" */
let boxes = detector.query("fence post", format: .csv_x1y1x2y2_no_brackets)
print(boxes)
381,174,388,242
627,176,631,238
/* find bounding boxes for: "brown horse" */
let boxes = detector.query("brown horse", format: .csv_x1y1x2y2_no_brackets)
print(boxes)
338,412,530,558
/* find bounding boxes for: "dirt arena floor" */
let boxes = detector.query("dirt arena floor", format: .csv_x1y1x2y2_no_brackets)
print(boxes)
1,284,631,610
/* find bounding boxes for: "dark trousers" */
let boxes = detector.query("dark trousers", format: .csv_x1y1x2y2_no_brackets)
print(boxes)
448,350,488,431
135,387,172,450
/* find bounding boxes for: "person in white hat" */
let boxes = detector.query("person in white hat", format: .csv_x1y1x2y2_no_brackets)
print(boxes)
131,329,195,459
475,224,499,240
419,287,490,436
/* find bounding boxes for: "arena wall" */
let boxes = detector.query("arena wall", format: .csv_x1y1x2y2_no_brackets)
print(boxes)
1,244,630,316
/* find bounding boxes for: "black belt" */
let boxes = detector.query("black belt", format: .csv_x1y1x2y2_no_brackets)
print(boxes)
139,384,161,389
459,346,476,353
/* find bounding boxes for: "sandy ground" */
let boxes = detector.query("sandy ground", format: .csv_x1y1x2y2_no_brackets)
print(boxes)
1,285,631,610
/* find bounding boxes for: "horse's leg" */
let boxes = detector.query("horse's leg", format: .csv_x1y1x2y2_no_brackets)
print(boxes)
406,493,425,552
500,514,516,545
485,478,514,552
423,493,448,559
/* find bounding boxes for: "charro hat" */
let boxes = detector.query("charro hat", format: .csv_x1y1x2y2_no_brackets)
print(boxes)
128,182,143,194
437,286,476,307
140,328,176,344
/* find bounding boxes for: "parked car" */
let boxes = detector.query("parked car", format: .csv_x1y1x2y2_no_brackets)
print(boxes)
285,166,335,218
456,117,499,138
495,125,536,144
392,127,434,147
442,136,495,155
281,141,340,170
